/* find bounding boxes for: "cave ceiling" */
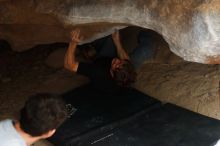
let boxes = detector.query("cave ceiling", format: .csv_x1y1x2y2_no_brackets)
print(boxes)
0,0,220,64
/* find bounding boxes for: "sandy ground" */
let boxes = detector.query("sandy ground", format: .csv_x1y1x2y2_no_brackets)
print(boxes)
0,28,220,145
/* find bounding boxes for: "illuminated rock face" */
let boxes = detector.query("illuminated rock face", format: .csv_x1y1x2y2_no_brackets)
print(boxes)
1,0,220,64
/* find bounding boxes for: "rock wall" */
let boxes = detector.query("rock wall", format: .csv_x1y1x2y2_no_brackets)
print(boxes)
1,0,220,64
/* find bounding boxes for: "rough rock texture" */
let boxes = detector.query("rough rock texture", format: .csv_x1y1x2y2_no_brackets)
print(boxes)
1,0,220,64
135,63,220,118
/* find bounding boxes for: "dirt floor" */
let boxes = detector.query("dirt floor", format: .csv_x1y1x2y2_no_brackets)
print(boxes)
0,28,220,145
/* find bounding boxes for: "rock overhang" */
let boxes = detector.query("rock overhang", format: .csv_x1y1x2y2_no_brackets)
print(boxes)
1,0,220,64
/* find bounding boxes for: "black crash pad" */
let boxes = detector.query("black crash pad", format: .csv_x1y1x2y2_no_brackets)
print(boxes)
78,104,220,146
49,85,220,146
49,84,161,146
